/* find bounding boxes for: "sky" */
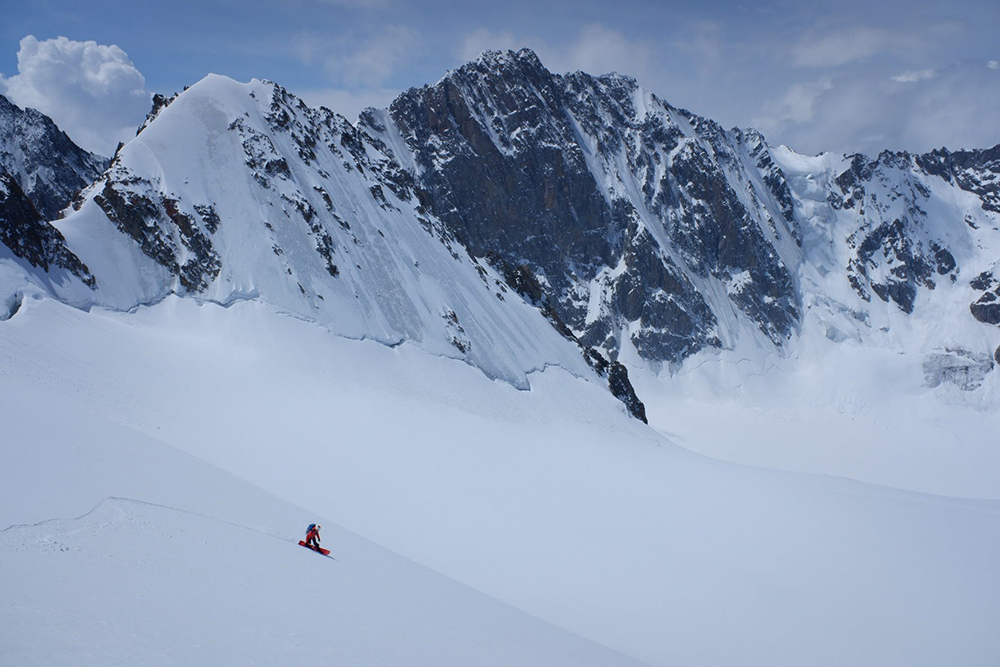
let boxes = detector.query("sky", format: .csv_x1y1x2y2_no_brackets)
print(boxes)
1,0,998,157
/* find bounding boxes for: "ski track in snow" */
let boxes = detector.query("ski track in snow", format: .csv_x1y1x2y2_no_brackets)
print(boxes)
0,496,287,543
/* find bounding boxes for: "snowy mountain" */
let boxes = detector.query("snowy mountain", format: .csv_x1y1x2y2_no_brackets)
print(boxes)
366,50,1000,389
5,49,998,418
3,49,1000,667
0,94,107,220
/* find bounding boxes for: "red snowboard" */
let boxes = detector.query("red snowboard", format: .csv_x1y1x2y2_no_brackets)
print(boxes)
298,540,330,556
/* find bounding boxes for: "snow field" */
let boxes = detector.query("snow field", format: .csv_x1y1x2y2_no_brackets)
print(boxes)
0,366,649,667
3,295,999,667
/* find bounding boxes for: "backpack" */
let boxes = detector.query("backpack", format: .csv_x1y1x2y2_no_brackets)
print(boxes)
307,523,316,533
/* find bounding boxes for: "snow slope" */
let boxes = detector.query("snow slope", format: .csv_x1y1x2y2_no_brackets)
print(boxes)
39,73,592,389
0,332,650,667
3,295,999,667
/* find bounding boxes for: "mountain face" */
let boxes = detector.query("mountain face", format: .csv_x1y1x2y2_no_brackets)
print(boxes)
375,51,798,366
1,49,999,413
0,94,108,220
369,50,1000,381
0,173,93,290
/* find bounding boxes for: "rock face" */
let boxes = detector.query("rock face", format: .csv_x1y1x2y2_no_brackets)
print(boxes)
969,270,1000,325
830,151,959,314
369,49,1000,393
378,50,799,367
916,145,1000,215
0,172,94,285
0,94,107,220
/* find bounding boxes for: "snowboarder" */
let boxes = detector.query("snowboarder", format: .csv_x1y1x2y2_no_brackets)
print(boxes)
305,523,322,551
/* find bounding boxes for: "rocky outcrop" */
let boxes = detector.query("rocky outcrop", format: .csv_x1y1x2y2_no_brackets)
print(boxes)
916,146,1000,215
93,165,221,292
831,152,959,313
969,270,1000,325
0,94,107,220
0,172,94,285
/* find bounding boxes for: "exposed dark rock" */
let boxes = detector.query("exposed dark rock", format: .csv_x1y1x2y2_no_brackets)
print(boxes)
137,93,178,136
968,270,1000,325
971,271,994,291
931,243,956,275
916,144,1000,214
971,301,1000,325
194,204,221,233
0,172,94,285
381,49,796,369
94,171,220,292
607,362,647,423
845,202,955,314
1,94,108,220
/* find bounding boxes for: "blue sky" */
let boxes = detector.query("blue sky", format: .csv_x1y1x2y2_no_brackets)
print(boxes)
2,0,998,156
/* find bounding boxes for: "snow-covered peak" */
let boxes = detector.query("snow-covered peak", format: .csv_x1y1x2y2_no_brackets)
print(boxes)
6,52,1000,413
44,72,599,395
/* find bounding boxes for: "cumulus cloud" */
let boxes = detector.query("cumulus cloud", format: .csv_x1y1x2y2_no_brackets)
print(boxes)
754,60,1000,156
0,35,151,156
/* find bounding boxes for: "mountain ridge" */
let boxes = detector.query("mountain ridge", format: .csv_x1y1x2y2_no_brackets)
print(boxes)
0,93,107,220
2,48,998,413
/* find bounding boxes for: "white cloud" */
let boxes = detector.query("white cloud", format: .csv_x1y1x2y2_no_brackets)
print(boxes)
671,21,724,75
320,26,421,87
754,61,1000,155
758,77,834,125
892,69,937,83
287,26,423,121
988,60,1000,70
544,24,658,81
326,26,421,85
0,35,151,156
791,27,891,68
